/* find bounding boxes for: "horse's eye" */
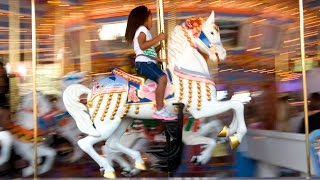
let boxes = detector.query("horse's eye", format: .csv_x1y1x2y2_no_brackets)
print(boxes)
211,32,214,35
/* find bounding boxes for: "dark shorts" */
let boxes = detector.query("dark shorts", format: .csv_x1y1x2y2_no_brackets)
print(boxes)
135,62,165,83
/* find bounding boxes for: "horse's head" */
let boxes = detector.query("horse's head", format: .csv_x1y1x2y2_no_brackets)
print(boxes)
168,11,226,75
62,71,87,90
20,91,52,117
195,11,226,62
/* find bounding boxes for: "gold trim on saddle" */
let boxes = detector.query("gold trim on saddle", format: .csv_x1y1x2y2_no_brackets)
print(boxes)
112,68,145,85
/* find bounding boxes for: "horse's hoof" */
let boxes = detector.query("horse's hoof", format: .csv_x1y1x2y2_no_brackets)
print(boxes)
130,168,141,176
217,126,228,137
190,156,197,163
135,163,146,170
100,167,104,175
121,170,131,177
191,156,204,165
103,171,116,179
229,135,240,150
121,168,140,177
22,167,34,177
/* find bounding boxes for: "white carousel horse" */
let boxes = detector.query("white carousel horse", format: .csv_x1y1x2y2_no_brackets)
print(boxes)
51,71,86,163
63,11,247,179
0,130,13,165
0,107,13,166
100,90,250,175
10,92,56,177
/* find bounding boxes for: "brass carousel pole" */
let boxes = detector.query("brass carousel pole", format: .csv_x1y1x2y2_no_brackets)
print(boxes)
31,0,38,178
156,0,166,69
8,0,20,113
299,0,311,178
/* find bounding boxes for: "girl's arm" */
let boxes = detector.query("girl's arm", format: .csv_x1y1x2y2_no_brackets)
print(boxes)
138,32,165,50
155,43,162,52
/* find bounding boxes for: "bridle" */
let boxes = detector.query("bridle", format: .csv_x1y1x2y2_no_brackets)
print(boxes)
198,31,221,62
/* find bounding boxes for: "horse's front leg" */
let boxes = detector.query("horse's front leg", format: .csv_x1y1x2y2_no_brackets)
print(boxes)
198,118,223,137
0,131,13,165
211,100,247,149
37,144,57,175
14,142,35,177
192,99,247,149
218,112,238,137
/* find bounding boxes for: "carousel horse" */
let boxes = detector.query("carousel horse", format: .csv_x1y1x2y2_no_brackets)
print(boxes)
9,92,56,177
0,107,13,166
100,90,250,175
51,71,86,162
63,11,247,179
0,130,13,166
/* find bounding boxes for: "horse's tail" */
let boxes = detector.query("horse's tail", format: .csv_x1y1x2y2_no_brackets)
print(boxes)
63,84,100,137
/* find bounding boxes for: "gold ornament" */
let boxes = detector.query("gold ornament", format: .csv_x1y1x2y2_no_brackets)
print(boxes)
205,83,212,101
110,93,122,120
229,135,240,150
196,81,201,111
135,163,146,170
121,104,131,118
217,126,228,137
135,104,140,114
87,100,92,108
91,95,103,122
103,172,116,179
100,94,113,121
178,77,184,103
186,80,193,112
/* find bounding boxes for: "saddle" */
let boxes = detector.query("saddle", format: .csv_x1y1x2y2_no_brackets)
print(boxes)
114,68,175,104
8,123,45,143
91,68,174,104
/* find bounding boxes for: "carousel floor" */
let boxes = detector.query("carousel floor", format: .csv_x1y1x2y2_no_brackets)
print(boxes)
0,143,304,179
0,145,234,179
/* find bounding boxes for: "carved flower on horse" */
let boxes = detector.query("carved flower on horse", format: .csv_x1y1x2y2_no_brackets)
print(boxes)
128,85,140,103
184,17,203,37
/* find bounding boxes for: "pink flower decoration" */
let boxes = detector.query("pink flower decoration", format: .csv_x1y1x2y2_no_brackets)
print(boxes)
183,17,203,37
185,19,193,29
128,85,140,102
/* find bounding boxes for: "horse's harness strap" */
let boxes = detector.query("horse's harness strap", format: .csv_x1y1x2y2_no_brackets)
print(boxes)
215,53,220,62
199,31,221,62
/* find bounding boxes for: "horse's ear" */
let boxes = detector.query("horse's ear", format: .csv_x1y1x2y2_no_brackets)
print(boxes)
205,11,215,25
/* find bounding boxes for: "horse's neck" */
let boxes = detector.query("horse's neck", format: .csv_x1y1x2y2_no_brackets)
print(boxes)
38,97,53,115
173,49,210,74
16,111,34,130
56,96,66,111
167,26,210,76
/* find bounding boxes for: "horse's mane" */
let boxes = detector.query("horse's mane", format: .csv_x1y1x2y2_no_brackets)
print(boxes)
167,18,206,70
167,25,192,68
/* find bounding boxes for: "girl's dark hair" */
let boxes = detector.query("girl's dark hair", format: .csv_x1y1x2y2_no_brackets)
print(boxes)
125,5,151,44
